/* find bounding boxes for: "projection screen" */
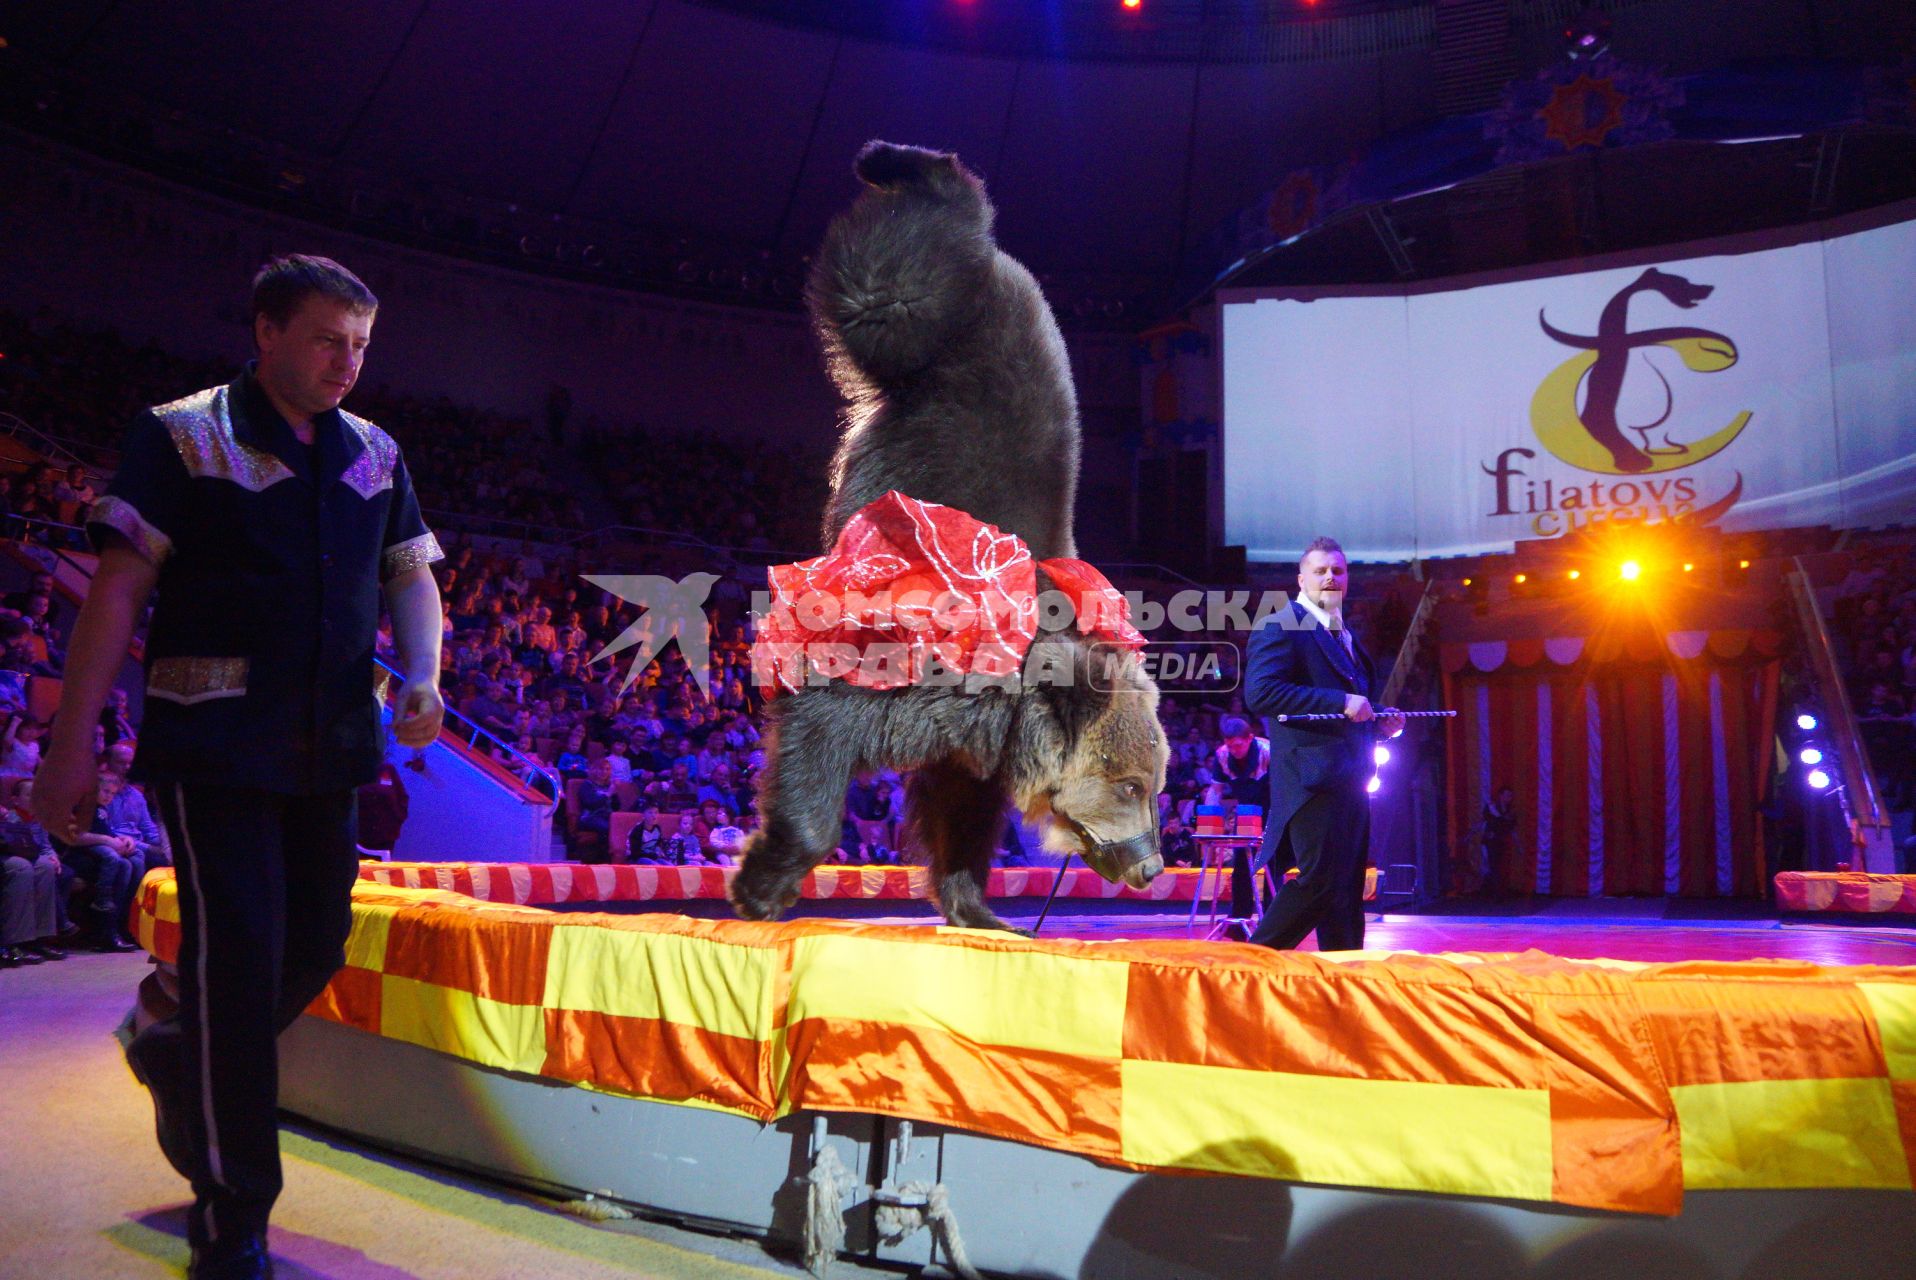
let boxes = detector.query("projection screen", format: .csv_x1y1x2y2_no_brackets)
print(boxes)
1221,212,1916,562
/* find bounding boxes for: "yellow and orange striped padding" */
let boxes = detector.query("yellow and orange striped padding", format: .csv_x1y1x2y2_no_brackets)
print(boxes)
1775,871,1916,917
131,872,1916,1214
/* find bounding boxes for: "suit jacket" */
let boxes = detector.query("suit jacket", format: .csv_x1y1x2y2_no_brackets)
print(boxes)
1243,600,1377,869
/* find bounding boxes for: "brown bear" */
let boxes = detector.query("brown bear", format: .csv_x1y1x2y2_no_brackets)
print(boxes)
729,142,1168,933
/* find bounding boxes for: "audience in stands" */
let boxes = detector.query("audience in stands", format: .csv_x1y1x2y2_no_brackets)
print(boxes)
97,762,170,870
579,421,826,556
0,778,67,966
3,306,1453,900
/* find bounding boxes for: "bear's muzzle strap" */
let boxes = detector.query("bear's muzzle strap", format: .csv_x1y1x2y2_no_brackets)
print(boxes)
1061,817,1159,885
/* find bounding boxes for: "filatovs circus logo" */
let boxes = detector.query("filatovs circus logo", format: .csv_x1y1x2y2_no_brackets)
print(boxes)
1483,266,1751,537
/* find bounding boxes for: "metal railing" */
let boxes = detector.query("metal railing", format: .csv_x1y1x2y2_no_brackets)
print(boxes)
0,412,115,480
421,507,591,553
376,655,561,810
1785,557,1888,833
1377,579,1438,710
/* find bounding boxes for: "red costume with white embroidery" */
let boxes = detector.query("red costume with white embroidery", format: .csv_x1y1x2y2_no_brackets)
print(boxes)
754,491,1144,696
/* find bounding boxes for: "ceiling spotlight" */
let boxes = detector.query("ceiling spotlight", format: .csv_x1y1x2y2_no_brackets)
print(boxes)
1797,713,1818,732
1462,577,1473,587
1514,573,1528,585
1619,560,1641,581
1739,559,1751,569
1567,569,1581,580
1366,775,1382,794
1807,769,1832,790
1562,5,1613,61
1800,747,1824,766
1683,563,1694,572
1122,0,1142,8
1373,744,1391,766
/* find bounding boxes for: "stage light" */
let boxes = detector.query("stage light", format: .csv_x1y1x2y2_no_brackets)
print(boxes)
1683,562,1694,572
1797,713,1818,731
1807,769,1832,790
1567,569,1581,580
1800,747,1824,766
1619,560,1641,581
1366,775,1382,794
1462,577,1473,587
1514,573,1527,585
1122,0,1142,8
1739,559,1751,569
1373,744,1391,766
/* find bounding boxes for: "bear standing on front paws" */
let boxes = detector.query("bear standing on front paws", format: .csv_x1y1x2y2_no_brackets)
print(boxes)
731,142,1167,933
809,142,1080,560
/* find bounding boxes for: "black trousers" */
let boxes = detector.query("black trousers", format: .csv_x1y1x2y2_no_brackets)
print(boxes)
130,783,359,1251
1248,786,1371,952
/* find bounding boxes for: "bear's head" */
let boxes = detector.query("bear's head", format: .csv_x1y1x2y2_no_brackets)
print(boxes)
1010,636,1169,889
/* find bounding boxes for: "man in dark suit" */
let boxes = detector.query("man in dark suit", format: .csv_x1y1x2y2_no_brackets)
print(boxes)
1243,537,1402,950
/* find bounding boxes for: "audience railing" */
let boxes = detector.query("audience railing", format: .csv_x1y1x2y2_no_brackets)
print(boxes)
0,412,114,481
3,514,90,556
1786,557,1890,841
422,507,591,553
375,655,561,809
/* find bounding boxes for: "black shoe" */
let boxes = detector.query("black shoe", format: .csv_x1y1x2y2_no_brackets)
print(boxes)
25,942,66,960
1,945,44,966
90,931,138,953
121,1015,193,1178
188,1235,273,1280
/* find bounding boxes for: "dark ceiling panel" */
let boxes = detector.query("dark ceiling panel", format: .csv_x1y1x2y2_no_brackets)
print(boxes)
989,58,1197,279
567,0,839,245
342,0,653,210
6,0,1909,309
61,0,423,154
1183,59,1394,257
0,0,126,64
775,40,1022,259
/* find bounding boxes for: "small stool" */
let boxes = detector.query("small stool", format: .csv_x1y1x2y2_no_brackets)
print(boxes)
1190,834,1262,939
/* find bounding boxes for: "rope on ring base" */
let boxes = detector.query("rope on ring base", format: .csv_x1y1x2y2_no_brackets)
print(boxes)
801,1134,982,1280
873,1181,983,1280
802,1142,859,1278
557,1190,635,1222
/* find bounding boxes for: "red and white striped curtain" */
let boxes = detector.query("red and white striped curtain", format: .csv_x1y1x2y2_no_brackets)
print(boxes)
1442,630,1783,898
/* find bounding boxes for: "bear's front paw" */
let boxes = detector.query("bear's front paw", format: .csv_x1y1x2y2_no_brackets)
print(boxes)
728,883,794,922
729,842,807,921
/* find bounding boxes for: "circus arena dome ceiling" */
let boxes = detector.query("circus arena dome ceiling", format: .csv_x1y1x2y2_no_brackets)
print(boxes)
3,0,1914,322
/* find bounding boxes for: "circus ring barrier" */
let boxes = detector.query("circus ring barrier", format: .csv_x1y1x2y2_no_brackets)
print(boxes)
1777,872,1916,918
133,870,1916,1278
350,860,1379,908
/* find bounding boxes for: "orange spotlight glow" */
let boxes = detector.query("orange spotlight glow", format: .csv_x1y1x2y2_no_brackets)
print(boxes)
1514,573,1527,585
1122,0,1142,8
1683,562,1694,572
1462,577,1473,587
1620,560,1642,581
1567,569,1581,580
1739,559,1751,569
